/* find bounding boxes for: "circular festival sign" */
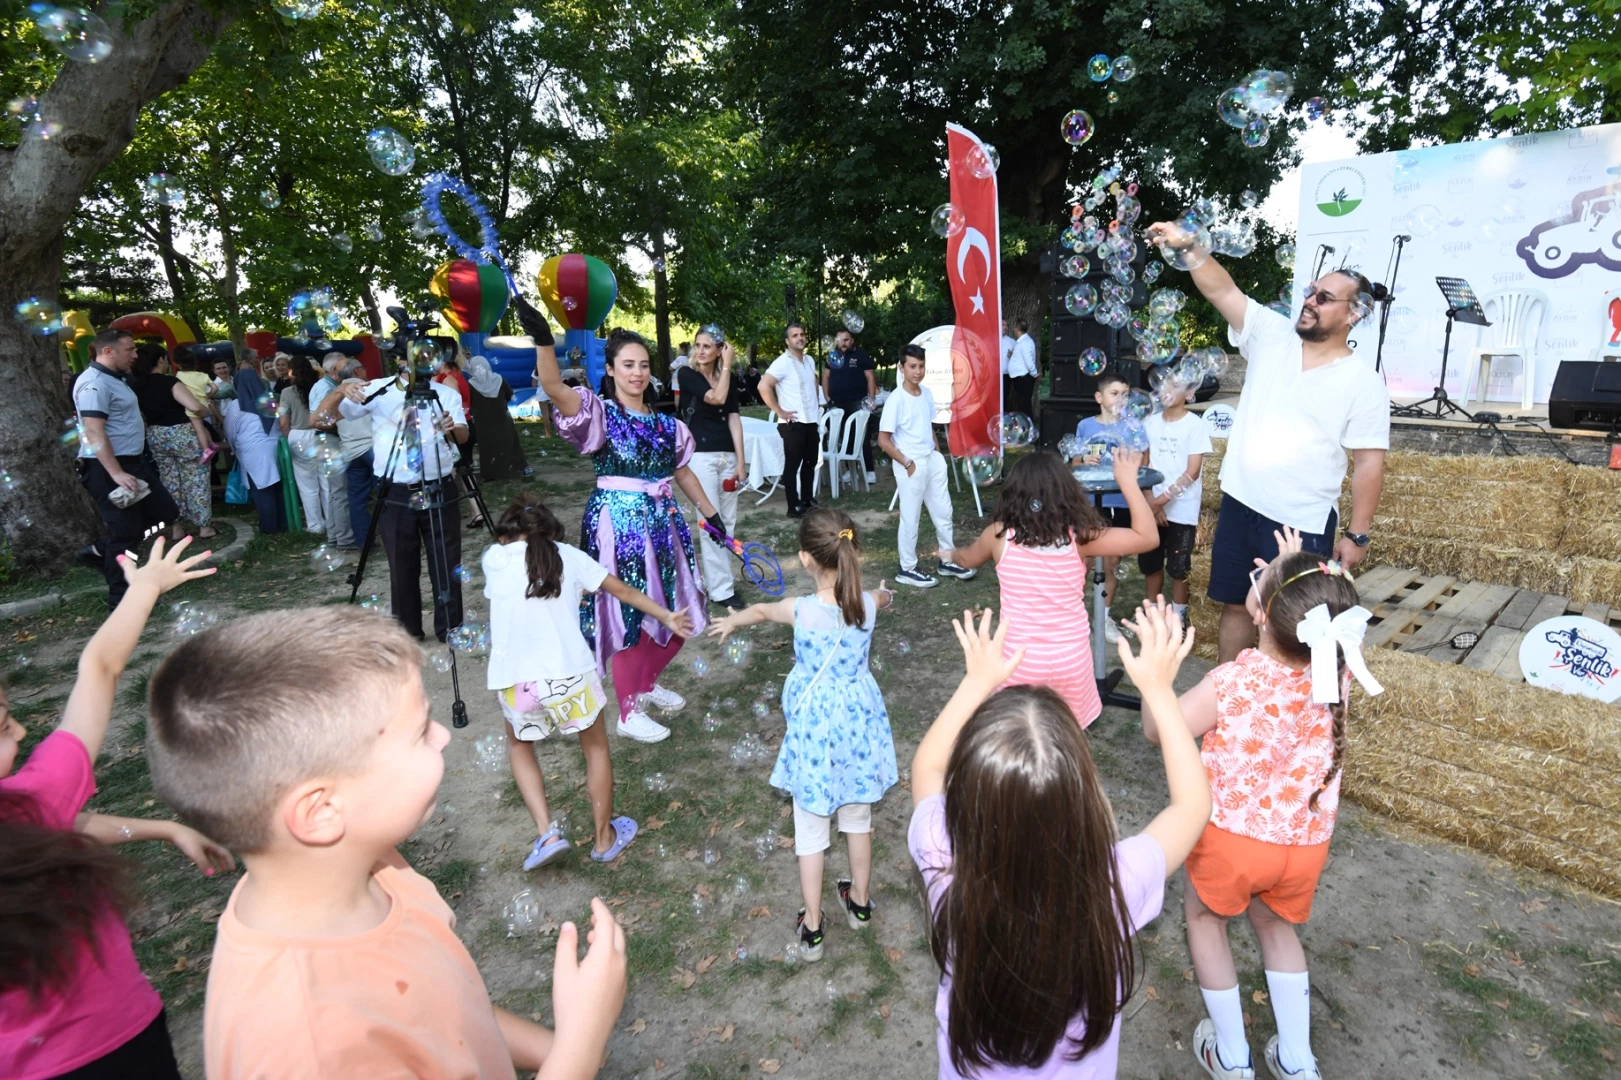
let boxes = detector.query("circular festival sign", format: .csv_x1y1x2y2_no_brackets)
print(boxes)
1518,615,1621,704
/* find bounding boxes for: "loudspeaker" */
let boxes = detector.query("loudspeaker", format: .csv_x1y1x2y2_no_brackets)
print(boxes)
1548,360,1621,430
1038,397,1099,447
1051,316,1126,362
1051,357,1143,399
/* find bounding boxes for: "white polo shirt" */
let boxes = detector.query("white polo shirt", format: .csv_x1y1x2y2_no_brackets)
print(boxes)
879,384,938,461
764,351,821,425
1000,334,1016,376
1219,299,1390,533
338,378,467,482
1008,333,1038,378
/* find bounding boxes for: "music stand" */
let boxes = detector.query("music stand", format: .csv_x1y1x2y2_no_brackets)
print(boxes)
1392,276,1491,421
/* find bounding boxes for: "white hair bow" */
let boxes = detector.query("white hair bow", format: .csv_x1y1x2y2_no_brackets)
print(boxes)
1294,604,1385,705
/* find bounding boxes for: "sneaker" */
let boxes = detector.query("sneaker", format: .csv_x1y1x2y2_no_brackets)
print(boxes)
1262,1037,1320,1080
522,822,572,871
74,543,104,571
796,908,825,962
714,594,747,612
937,561,977,581
1104,616,1121,644
1194,1019,1254,1080
643,683,686,712
617,710,671,743
837,879,874,930
895,568,938,588
865,471,877,485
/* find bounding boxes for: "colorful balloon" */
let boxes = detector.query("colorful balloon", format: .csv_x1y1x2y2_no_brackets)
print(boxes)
537,254,618,331
430,258,510,335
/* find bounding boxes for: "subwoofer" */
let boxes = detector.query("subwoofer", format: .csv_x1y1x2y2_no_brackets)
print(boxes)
1547,361,1621,431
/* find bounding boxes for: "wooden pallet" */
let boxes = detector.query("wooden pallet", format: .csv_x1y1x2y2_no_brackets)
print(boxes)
1355,566,1621,683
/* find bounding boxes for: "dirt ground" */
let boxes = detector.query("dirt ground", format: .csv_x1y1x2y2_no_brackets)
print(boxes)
5,424,1618,1079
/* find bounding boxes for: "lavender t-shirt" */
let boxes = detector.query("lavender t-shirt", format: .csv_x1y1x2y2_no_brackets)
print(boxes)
908,795,1166,1080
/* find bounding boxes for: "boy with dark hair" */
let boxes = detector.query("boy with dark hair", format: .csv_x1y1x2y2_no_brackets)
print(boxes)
1068,370,1133,640
146,607,627,1079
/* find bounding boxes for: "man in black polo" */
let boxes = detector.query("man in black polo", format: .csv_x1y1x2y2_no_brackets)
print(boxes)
821,328,879,485
73,328,180,608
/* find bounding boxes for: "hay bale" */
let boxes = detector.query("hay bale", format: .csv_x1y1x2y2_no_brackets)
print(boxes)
1568,556,1621,607
1561,472,1621,561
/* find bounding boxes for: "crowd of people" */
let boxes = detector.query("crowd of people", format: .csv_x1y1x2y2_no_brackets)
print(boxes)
12,226,1394,1079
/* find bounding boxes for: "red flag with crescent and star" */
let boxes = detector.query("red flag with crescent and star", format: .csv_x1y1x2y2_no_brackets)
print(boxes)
944,122,1001,457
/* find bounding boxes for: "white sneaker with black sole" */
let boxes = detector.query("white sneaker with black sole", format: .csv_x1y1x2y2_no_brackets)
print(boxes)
865,471,877,485
1194,1019,1255,1080
642,684,685,712
617,710,671,743
1104,615,1121,644
895,568,938,588
937,561,977,581
1262,1037,1320,1080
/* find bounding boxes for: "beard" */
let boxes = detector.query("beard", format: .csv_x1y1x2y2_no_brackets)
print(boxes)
1294,313,1333,343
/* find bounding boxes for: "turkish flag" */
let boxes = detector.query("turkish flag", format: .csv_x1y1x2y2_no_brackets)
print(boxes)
945,123,1001,457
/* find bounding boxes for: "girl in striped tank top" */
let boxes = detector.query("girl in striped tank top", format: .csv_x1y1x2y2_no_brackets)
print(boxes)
953,450,1159,726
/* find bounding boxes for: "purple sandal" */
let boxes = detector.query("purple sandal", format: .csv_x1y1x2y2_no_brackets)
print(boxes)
590,816,639,862
522,822,571,871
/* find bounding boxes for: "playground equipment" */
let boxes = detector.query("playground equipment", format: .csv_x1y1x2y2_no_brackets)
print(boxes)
107,311,197,355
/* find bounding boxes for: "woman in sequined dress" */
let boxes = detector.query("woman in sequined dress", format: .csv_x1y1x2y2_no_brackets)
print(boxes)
518,296,725,744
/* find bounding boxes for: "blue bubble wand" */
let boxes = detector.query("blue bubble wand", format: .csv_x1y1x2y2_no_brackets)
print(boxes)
699,521,786,597
420,173,516,294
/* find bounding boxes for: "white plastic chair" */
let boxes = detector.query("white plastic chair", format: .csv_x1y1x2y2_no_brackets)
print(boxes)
810,408,844,499
827,410,872,497
1463,288,1549,410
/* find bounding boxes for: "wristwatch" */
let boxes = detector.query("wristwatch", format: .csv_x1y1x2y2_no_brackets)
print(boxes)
1344,530,1371,547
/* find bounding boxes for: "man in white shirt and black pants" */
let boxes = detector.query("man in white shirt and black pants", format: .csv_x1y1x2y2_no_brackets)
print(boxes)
878,344,977,588
1007,318,1039,417
335,371,470,642
1146,219,1389,664
758,321,821,518
999,317,1016,421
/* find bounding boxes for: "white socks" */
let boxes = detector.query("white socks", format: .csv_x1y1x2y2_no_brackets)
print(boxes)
1266,969,1315,1073
1200,984,1251,1069
1172,601,1188,621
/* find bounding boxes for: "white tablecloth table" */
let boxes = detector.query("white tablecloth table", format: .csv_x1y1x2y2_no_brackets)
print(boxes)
742,416,784,498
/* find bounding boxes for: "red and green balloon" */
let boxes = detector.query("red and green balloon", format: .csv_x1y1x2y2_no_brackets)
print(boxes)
537,253,618,331
430,258,510,334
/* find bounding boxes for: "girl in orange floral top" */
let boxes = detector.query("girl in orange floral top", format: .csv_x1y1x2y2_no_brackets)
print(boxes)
1142,527,1382,1080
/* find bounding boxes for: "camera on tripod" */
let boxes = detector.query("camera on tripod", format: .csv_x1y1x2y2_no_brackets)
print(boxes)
384,305,455,389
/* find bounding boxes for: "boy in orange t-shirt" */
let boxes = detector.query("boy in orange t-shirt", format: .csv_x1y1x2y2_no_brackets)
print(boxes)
146,607,626,1080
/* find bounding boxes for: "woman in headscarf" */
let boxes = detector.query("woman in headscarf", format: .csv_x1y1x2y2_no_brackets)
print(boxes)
465,355,529,481
225,365,294,533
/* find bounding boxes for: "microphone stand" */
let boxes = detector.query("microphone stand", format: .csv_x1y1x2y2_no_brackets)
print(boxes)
1311,243,1335,283
1373,234,1410,375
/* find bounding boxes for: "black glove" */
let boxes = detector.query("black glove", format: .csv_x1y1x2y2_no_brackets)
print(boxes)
705,513,726,537
513,294,555,347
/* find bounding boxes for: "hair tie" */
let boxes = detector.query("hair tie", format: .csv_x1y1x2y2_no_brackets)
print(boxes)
837,528,854,541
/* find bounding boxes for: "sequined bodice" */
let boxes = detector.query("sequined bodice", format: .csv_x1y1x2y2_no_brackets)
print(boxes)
593,404,679,481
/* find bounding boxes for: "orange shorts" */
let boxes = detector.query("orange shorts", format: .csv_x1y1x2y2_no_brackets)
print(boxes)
1183,823,1330,924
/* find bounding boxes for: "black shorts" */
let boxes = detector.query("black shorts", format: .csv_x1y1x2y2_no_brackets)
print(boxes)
1138,522,1199,580
1102,505,1131,528
1206,494,1338,605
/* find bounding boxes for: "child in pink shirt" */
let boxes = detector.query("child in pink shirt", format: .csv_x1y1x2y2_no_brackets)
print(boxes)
1,538,229,1080
145,603,628,1080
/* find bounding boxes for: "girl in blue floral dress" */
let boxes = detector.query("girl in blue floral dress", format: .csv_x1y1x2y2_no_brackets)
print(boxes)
710,507,897,962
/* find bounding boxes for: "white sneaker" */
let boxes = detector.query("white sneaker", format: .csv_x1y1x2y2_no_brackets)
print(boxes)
1263,1037,1320,1080
1194,1019,1255,1080
617,710,670,743
865,471,877,484
642,684,685,712
1104,616,1121,644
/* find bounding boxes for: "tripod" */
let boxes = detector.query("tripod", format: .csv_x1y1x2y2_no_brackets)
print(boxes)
346,371,495,728
1391,276,1491,422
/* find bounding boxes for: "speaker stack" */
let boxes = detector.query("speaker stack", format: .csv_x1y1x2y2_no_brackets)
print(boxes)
1547,360,1621,432
1037,237,1146,448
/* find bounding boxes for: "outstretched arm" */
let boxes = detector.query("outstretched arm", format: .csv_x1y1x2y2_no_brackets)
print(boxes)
708,596,797,641
515,296,582,417
1143,220,1249,331
600,575,694,639
913,609,1024,804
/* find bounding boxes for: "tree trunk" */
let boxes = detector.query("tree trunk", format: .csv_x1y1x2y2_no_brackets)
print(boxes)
206,145,245,349
0,0,236,575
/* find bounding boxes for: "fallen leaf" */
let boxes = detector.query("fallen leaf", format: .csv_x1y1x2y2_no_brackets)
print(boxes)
1604,1011,1621,1029
748,905,773,919
885,947,903,963
708,820,720,838
170,956,188,972
733,816,747,829
1520,897,1547,914
628,1018,646,1035
683,848,700,860
718,1023,735,1043
879,1004,892,1020
792,1037,803,1052
696,954,718,974
899,778,912,790
1506,951,1525,968
1600,1047,1616,1064
1492,999,1510,1010
1251,990,1267,1004
779,804,792,818
775,835,793,849
1183,968,1195,982
760,1059,781,1074
655,1058,665,1071
645,815,668,831
1463,964,1482,977
696,883,712,899
672,968,697,990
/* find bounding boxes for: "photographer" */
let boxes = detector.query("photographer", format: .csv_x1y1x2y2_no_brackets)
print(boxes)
330,365,469,642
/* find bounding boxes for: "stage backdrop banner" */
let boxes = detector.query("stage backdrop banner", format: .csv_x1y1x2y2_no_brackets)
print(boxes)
945,123,1001,455
1296,122,1621,405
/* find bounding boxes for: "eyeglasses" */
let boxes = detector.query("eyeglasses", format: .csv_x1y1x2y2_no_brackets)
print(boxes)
1300,284,1350,306
1248,566,1266,597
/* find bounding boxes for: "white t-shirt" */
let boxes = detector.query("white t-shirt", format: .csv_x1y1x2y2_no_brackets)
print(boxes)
338,379,468,482
879,384,938,461
764,351,821,424
1220,299,1390,532
1008,333,1038,378
1144,410,1214,526
999,334,1016,376
482,539,608,688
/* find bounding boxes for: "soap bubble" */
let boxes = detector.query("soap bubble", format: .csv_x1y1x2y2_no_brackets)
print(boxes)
468,732,506,774
1061,254,1091,279
1064,283,1098,317
722,697,738,711
1267,299,1292,317
1115,195,1141,225
365,127,416,176
34,6,114,63
1244,69,1294,114
448,620,491,656
701,710,722,732
989,412,1035,448
503,889,541,935
1148,288,1186,317
1404,204,1442,238
255,186,281,209
724,637,751,666
747,700,767,722
1241,117,1270,148
1142,262,1163,284
825,980,840,1001
930,203,965,238
1156,221,1212,272
1211,222,1258,259
1080,347,1107,376
965,142,999,178
894,639,913,657
7,95,60,141
784,942,801,965
1087,54,1113,82
964,454,1001,488
1115,562,1130,581
331,232,353,253
1096,299,1131,328
1111,55,1137,82
692,892,708,915
452,563,475,584
143,173,183,207
1305,96,1327,121
171,601,220,638
1060,109,1095,146
1216,86,1254,129
1061,225,1084,250
273,0,324,16
309,544,348,573
1121,390,1154,422
407,490,429,510
360,594,390,614
754,830,778,860
732,876,750,896
643,772,671,793
1107,90,1119,104
1240,190,1259,209
692,656,710,677
701,844,722,867
1274,242,1296,269
14,298,63,335
1057,434,1082,460
362,222,384,243
428,651,453,674
842,309,865,333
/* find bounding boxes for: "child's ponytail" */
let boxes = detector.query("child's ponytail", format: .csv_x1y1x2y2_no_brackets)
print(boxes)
494,492,566,599
800,507,867,627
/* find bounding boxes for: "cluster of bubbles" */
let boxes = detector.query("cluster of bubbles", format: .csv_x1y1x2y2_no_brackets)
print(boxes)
1216,69,1294,149
31,5,114,64
171,600,221,638
447,620,491,656
753,829,778,860
467,732,506,774
728,732,771,767
285,287,343,343
987,412,1036,449
1087,54,1136,83
13,297,64,335
502,888,542,935
724,637,751,666
365,127,416,177
308,543,350,573
643,771,672,793
7,94,60,141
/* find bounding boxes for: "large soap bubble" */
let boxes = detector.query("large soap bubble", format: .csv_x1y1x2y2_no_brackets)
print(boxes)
1060,109,1095,146
1241,117,1270,148
964,454,1002,488
1156,220,1213,272
1061,254,1091,279
1216,86,1254,129
1080,347,1108,375
930,202,965,238
1243,69,1294,114
1274,242,1296,269
1111,56,1137,82
1088,55,1113,82
365,127,416,176
34,6,114,64
1064,283,1098,317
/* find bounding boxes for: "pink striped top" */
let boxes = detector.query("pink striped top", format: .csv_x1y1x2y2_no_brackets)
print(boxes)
996,530,1101,727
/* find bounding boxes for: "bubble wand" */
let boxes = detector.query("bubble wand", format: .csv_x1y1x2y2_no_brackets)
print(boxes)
699,521,786,597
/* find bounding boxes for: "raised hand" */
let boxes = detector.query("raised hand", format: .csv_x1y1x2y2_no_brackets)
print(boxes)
1117,597,1195,694
952,607,1024,691
118,535,217,594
